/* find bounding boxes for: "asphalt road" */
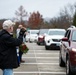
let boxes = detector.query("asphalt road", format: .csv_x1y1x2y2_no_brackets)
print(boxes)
0,43,66,75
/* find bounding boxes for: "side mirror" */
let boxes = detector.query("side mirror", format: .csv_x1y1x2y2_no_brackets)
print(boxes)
61,37,68,41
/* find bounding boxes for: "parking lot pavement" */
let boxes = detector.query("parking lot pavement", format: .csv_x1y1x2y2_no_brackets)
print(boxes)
14,43,66,75
0,43,66,75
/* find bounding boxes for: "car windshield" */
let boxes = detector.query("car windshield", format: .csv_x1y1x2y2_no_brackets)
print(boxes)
39,29,48,34
48,30,65,35
31,30,39,34
72,30,76,41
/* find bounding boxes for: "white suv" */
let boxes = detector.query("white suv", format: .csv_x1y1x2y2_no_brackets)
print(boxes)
44,29,66,50
26,30,39,42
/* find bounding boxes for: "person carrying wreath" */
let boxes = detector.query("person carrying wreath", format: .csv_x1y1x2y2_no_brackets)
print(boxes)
0,20,26,75
16,25,27,63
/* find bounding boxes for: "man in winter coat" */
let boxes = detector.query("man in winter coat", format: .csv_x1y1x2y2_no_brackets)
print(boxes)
0,20,26,75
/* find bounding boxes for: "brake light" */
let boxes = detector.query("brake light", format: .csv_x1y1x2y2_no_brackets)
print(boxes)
72,48,76,52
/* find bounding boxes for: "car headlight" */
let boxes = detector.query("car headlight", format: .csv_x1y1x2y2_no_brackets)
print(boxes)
72,48,76,52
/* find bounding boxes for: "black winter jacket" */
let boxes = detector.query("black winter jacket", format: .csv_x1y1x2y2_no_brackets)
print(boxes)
0,29,23,69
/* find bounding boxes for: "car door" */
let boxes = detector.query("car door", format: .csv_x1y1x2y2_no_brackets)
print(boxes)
61,30,71,62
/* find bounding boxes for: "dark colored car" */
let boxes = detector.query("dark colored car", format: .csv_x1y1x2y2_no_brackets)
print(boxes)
37,29,48,45
59,28,76,75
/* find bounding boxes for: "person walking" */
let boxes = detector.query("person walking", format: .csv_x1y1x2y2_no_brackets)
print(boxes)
16,25,27,63
0,20,26,75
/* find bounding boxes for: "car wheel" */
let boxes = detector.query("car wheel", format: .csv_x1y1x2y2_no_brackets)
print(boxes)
37,42,40,45
59,52,65,67
29,39,32,43
29,41,32,43
66,58,75,75
45,46,49,50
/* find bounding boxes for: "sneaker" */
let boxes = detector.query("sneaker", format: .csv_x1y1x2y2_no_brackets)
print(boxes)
20,60,25,63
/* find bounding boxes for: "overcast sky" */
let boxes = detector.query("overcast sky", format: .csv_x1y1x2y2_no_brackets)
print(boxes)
0,0,76,19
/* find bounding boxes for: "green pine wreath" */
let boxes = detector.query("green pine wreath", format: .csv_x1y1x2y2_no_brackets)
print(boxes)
19,43,29,54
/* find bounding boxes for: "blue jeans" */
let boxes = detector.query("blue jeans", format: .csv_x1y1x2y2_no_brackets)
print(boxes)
3,69,13,75
19,51,23,61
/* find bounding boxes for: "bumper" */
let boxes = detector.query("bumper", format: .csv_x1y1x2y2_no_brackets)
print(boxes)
45,42,61,49
30,37,37,42
37,40,45,45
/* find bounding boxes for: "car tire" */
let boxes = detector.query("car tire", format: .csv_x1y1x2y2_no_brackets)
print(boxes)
45,46,49,50
29,41,32,43
29,39,32,43
59,52,65,67
37,42,40,45
66,58,75,75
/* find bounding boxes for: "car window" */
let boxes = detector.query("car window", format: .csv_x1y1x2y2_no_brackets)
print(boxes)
65,30,71,39
31,31,39,34
67,30,71,39
65,30,69,37
28,31,30,33
72,30,76,41
48,30,65,35
39,29,48,34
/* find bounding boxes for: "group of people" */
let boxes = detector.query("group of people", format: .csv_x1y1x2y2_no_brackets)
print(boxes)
0,20,27,75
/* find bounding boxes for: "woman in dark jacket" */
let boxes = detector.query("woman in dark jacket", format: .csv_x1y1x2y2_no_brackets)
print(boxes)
0,20,25,75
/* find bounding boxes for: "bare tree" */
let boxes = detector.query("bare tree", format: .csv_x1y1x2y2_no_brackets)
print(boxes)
15,5,28,25
49,3,76,29
59,3,75,25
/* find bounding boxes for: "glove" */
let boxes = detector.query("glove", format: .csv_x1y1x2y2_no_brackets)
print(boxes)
19,28,26,36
